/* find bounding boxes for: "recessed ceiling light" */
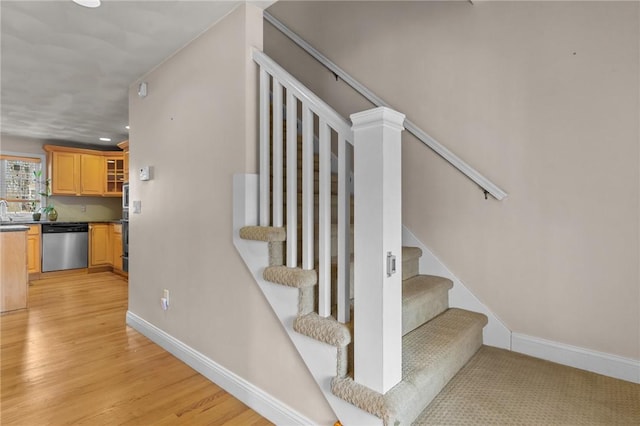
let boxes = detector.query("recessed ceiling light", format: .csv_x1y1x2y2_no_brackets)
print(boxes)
125,125,130,130
72,0,101,8
99,137,111,142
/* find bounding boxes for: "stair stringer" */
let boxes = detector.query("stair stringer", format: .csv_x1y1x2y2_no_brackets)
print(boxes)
402,226,512,349
233,174,382,426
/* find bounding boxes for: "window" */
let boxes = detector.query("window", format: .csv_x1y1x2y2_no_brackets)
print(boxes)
0,153,44,214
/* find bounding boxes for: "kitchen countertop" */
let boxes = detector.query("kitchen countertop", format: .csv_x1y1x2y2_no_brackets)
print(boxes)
0,225,29,232
1,220,122,226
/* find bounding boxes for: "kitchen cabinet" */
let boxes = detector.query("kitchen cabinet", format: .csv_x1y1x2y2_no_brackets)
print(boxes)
104,154,125,196
50,151,79,195
117,140,129,183
49,150,103,196
27,225,41,275
89,223,111,267
1,228,28,313
44,145,129,197
81,154,104,195
112,223,123,272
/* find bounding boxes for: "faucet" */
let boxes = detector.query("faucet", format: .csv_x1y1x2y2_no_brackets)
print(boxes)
0,200,8,221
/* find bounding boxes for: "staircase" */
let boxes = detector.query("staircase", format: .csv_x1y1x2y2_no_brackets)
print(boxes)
236,50,488,425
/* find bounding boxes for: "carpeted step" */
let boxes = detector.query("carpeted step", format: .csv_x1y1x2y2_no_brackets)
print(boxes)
263,265,317,288
239,226,286,242
272,192,355,222
325,244,422,303
294,312,351,347
402,246,422,280
331,308,487,426
402,275,453,336
296,193,355,219
276,168,339,185
239,226,286,266
294,313,352,377
293,223,354,261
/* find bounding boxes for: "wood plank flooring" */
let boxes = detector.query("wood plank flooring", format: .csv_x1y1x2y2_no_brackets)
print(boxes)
1,272,272,425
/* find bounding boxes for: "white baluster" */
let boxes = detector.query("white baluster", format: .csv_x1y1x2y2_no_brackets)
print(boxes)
318,119,331,318
286,92,298,268
337,134,351,323
272,81,284,227
259,68,270,226
302,106,314,270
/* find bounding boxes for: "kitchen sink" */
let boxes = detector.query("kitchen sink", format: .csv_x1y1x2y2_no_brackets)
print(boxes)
1,216,34,223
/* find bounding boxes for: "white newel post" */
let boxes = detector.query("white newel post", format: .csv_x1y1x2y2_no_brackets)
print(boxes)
352,107,405,394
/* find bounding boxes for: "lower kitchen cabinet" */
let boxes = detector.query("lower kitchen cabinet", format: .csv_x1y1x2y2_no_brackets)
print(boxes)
27,225,41,275
30,222,124,276
1,229,28,313
112,224,123,272
89,223,111,267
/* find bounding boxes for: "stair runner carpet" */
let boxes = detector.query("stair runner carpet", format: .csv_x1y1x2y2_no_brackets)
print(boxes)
242,129,488,425
414,345,640,425
240,223,489,425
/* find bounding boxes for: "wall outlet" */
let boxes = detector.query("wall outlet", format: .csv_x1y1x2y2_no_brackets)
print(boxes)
161,289,170,311
80,205,86,212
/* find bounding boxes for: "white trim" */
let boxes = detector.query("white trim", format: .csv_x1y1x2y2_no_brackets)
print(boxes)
233,174,382,426
352,107,405,393
512,333,640,384
252,48,353,141
125,311,316,425
263,11,507,201
402,226,640,384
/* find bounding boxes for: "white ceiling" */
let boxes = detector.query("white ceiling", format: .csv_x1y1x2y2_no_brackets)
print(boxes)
1,0,252,147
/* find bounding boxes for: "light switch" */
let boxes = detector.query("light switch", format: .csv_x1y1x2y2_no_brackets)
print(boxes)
132,200,141,214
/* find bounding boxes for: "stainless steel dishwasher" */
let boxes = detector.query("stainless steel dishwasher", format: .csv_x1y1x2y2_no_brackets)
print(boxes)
41,223,89,272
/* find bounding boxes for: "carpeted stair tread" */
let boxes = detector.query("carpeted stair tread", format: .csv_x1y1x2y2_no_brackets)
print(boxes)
239,226,286,242
402,275,453,335
294,312,351,347
402,246,422,280
402,246,422,261
331,308,487,425
324,245,422,302
263,265,317,288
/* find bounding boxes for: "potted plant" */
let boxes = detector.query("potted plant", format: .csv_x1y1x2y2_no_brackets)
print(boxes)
34,170,57,221
30,201,41,221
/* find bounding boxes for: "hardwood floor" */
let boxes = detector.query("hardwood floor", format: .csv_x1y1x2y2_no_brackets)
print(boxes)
1,272,272,425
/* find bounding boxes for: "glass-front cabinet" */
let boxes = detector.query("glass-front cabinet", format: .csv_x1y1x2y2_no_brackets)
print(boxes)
104,155,125,196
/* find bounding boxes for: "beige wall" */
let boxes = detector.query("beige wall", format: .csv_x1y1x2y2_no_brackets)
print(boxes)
0,134,122,221
127,4,334,423
265,1,640,360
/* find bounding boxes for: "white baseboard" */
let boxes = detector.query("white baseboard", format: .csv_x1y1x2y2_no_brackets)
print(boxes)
401,226,640,384
512,333,640,384
125,311,316,425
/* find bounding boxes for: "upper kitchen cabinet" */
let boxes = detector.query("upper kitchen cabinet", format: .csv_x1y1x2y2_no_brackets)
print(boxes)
81,154,104,196
50,150,79,195
44,145,122,196
104,154,125,196
117,140,129,183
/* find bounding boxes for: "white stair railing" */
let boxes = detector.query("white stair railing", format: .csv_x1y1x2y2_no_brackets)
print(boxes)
254,50,405,392
254,49,353,322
